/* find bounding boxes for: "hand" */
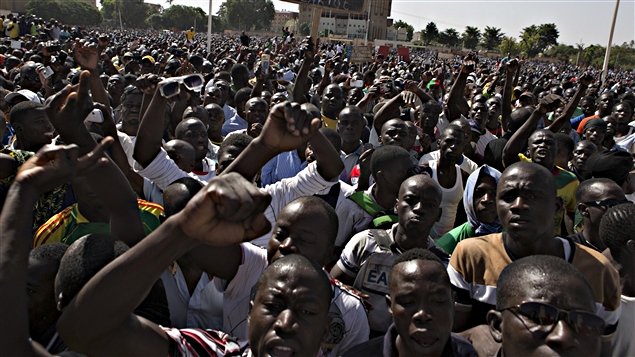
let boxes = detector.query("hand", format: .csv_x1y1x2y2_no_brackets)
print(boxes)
324,59,335,73
579,72,594,87
257,102,320,154
403,79,419,93
401,91,418,108
248,122,263,138
255,62,266,81
366,84,380,101
458,325,500,357
45,71,95,136
15,141,110,193
343,77,352,90
73,39,99,72
94,103,117,138
36,66,52,88
358,147,375,177
506,58,519,74
97,34,110,49
421,71,433,84
419,133,432,150
175,173,272,244
462,52,478,74
135,74,161,96
539,93,563,113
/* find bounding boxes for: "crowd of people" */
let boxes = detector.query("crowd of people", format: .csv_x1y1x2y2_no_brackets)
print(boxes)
1,17,634,357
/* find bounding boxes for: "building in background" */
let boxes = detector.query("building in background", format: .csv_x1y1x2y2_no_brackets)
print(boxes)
271,10,298,33
297,0,392,40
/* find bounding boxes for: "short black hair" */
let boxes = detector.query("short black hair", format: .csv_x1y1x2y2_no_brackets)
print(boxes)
120,85,141,104
600,203,635,259
318,127,341,153
29,242,68,266
286,196,339,247
231,64,250,81
234,87,252,107
389,248,445,285
496,255,592,310
219,133,252,153
163,177,204,218
575,178,618,203
508,107,533,133
370,145,411,178
440,124,465,140
252,253,333,304
554,133,574,155
503,161,557,198
9,100,44,126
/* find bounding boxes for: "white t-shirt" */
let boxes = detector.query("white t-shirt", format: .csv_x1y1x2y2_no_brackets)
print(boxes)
133,148,215,190
419,150,478,174
213,243,369,357
612,295,635,357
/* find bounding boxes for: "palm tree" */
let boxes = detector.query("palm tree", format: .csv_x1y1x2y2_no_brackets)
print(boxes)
482,26,503,50
462,26,481,49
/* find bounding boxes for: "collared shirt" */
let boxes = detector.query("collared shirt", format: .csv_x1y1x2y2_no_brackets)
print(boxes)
322,113,338,129
340,142,363,183
261,150,307,187
221,110,246,136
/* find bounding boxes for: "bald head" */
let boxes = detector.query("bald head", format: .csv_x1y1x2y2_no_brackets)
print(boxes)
398,174,442,201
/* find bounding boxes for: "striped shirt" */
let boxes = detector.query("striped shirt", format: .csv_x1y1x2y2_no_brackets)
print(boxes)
448,233,621,339
164,327,251,357
33,199,164,248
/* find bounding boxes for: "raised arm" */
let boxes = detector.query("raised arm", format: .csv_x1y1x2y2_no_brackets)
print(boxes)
222,102,320,181
133,82,170,168
446,53,477,121
309,129,345,181
1,144,108,357
547,73,593,133
291,38,316,105
317,58,334,96
502,104,545,167
56,174,271,357
73,39,110,109
501,59,518,133
373,91,411,134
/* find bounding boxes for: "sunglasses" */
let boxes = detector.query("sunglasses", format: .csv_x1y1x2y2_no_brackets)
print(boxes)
582,199,632,210
159,74,204,99
500,301,605,337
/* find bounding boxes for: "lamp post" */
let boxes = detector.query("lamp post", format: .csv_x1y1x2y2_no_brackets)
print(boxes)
207,0,212,53
602,0,620,84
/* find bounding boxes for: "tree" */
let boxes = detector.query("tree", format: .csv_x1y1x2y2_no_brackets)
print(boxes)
520,23,560,57
102,0,149,27
26,0,102,25
423,22,438,46
537,23,559,51
393,20,414,41
437,28,460,48
482,26,503,50
161,5,207,31
219,0,275,31
299,22,310,36
543,44,577,62
500,36,520,56
462,26,481,49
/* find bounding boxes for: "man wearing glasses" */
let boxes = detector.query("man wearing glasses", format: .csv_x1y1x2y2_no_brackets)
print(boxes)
570,178,632,252
447,162,621,356
488,255,606,357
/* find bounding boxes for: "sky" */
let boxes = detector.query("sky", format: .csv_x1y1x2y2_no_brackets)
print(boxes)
145,0,634,47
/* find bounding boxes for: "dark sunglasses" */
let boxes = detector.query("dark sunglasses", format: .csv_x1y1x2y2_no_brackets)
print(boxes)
160,74,204,99
582,199,632,210
500,301,605,337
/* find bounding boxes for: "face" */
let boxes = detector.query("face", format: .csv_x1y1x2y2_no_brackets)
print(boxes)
598,94,614,113
16,108,55,146
267,202,333,265
419,103,440,129
583,127,605,146
245,99,268,125
603,116,616,137
380,121,410,149
347,88,363,105
493,278,600,357
487,99,501,121
205,106,225,132
395,178,441,243
20,64,42,92
388,260,454,357
439,129,465,163
572,141,596,172
248,265,331,357
205,86,223,106
215,81,230,103
497,167,558,244
164,143,195,172
612,104,633,125
121,93,143,127
471,102,488,124
579,183,627,228
580,100,596,118
336,110,364,145
473,174,498,224
177,120,208,160
321,86,343,115
183,106,209,127
216,146,243,176
27,258,61,339
528,130,557,169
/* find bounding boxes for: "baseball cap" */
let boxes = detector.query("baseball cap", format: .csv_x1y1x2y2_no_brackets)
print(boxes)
468,119,483,134
141,55,155,65
6,89,42,104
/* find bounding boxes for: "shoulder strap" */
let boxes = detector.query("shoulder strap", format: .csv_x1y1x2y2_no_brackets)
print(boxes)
348,191,384,217
370,229,393,251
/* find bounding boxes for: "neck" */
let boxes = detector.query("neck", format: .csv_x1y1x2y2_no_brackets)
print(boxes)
616,125,630,137
122,123,138,137
422,126,435,136
208,129,223,143
486,117,499,129
438,155,455,168
394,225,431,251
322,110,336,120
505,232,562,260
76,201,110,223
193,159,205,172
15,138,45,153
373,185,396,210
341,140,360,154
581,223,607,251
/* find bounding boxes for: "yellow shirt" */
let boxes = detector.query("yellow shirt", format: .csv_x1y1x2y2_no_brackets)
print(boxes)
186,29,195,40
321,113,338,130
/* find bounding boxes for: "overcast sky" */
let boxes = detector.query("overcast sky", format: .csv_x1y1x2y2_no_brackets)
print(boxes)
146,0,634,46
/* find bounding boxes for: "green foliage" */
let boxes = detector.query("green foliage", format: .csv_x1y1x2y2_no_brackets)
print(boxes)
26,0,102,25
161,5,207,31
394,20,414,41
101,0,150,27
437,28,460,48
543,44,577,61
500,36,521,56
299,22,310,37
580,42,635,70
319,29,333,37
482,26,503,50
462,26,481,49
218,0,275,31
423,22,438,46
519,23,559,57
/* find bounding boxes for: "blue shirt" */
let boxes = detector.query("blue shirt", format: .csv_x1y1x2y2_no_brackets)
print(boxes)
261,150,307,187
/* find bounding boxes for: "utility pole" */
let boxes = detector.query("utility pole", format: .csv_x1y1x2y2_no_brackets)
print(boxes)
602,0,620,84
117,0,123,31
364,0,371,45
207,0,212,53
